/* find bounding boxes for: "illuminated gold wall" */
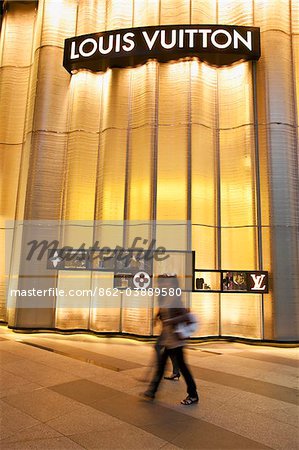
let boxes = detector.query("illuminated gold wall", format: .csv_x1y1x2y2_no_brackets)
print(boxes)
0,0,298,340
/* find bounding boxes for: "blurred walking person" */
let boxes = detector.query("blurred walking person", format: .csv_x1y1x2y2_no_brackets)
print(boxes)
155,311,180,380
142,274,199,405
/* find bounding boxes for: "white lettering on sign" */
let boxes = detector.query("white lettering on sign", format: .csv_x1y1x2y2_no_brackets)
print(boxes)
64,25,260,74
161,29,177,49
70,28,254,59
79,38,97,57
115,33,121,53
142,30,160,50
234,30,252,50
179,29,184,48
98,35,114,54
197,29,212,48
123,32,135,51
211,29,232,49
70,41,79,59
184,29,198,47
250,274,266,291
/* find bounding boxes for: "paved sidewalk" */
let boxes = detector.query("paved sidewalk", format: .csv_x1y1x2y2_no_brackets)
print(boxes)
0,325,298,449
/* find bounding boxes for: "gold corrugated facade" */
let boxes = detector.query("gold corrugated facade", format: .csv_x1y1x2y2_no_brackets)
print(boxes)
0,0,298,340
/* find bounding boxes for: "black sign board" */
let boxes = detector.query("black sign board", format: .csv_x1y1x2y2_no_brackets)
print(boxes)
63,24,260,74
47,249,268,294
193,269,269,294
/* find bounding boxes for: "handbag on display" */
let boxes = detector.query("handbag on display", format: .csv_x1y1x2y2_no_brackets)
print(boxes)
175,312,198,339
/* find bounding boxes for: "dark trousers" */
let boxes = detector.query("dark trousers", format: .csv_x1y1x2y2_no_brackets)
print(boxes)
149,346,197,398
155,339,179,375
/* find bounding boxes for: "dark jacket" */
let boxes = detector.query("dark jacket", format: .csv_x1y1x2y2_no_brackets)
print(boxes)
158,300,189,349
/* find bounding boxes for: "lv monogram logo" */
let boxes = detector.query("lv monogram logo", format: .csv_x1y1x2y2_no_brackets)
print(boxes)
250,274,266,291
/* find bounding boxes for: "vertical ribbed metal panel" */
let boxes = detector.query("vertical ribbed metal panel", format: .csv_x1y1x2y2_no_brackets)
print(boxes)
10,0,77,328
0,1,37,322
255,0,299,340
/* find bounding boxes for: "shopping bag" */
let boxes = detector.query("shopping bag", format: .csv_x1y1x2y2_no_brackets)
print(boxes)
175,312,198,339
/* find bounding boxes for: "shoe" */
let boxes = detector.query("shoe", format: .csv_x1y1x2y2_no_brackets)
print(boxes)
164,373,180,381
141,390,155,401
180,395,199,405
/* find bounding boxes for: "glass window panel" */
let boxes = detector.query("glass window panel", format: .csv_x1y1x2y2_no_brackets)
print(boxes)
90,272,121,332
76,0,106,35
153,250,192,293
218,0,253,26
0,228,13,320
262,227,272,274
254,0,290,33
292,0,299,33
155,223,189,253
191,61,217,128
270,225,299,337
1,1,36,66
101,68,131,130
158,61,189,125
156,126,188,220
0,144,22,225
63,132,98,221
267,125,298,225
127,127,153,221
25,132,68,220
31,0,44,54
41,0,77,48
133,0,159,27
191,292,220,337
106,0,133,30
192,125,217,226
220,126,257,227
156,64,189,224
221,227,257,269
33,47,71,133
14,137,32,222
93,221,125,252
257,124,271,227
125,224,153,250
262,222,274,338
24,50,40,136
96,129,127,221
60,222,94,250
4,221,21,320
160,0,190,25
192,226,217,270
131,62,157,128
261,226,273,339
55,271,90,330
121,291,152,335
0,67,30,144
0,11,5,61
220,294,262,339
191,0,216,23
218,63,253,129
69,72,102,133
261,32,294,125
292,35,299,126
263,290,274,340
